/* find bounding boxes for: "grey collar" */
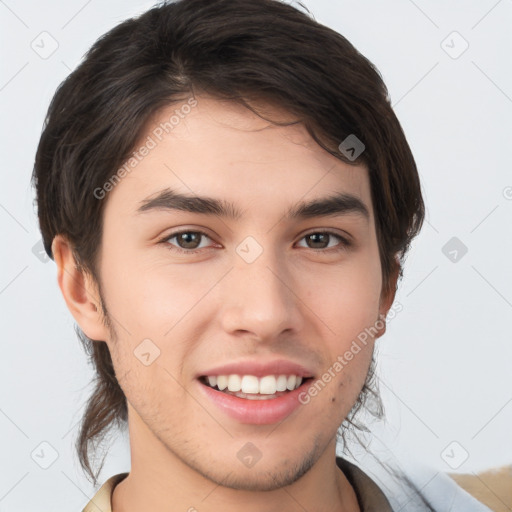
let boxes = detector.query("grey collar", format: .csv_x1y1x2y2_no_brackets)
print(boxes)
336,456,393,511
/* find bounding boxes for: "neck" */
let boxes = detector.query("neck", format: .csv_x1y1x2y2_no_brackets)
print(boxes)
111,409,360,512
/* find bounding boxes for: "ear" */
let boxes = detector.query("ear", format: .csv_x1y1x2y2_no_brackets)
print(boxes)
375,257,401,340
52,235,110,342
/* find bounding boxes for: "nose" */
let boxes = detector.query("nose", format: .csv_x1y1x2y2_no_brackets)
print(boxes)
219,246,303,342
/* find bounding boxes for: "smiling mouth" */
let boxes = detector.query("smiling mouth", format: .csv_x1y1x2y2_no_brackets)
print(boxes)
198,374,314,400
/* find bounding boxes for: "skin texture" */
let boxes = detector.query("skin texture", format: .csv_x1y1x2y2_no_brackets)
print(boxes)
52,95,398,511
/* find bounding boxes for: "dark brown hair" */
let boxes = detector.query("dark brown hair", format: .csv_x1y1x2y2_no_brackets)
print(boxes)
32,0,424,485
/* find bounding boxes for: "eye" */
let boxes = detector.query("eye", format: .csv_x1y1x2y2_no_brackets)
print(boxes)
160,230,215,253
296,231,351,252
159,229,351,254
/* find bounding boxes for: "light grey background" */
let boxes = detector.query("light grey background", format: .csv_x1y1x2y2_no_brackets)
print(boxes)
1,0,511,510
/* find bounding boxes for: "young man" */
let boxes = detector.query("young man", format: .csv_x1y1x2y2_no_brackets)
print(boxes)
32,0,492,510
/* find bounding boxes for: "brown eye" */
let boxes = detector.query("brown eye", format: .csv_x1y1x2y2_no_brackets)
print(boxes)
305,233,330,249
162,230,213,253
175,232,203,249
297,231,351,251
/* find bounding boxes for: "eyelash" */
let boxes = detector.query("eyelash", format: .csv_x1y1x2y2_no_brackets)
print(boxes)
158,229,352,255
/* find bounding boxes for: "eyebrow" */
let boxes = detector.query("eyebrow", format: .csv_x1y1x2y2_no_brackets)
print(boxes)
136,187,369,222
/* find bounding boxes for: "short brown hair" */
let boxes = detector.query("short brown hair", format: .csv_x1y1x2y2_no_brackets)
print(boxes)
32,0,424,484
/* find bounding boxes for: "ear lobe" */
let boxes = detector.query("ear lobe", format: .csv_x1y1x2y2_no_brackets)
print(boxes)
376,257,401,339
52,235,109,342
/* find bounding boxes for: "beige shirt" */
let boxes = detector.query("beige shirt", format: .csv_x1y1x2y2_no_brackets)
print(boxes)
81,457,393,511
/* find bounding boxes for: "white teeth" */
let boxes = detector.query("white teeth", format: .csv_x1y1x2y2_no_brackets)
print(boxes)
216,375,228,390
203,374,306,394
286,375,297,391
259,375,277,394
241,375,259,394
227,374,242,392
276,374,288,392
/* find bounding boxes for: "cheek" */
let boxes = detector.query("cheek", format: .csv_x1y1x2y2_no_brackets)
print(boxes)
101,253,212,337
307,254,382,336
100,262,214,392
299,347,374,431
301,253,381,399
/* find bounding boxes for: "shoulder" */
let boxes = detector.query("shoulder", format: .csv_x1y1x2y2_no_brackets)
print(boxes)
449,465,512,511
81,473,129,512
338,453,494,511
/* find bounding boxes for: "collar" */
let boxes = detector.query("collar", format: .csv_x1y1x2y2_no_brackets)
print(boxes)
336,456,393,511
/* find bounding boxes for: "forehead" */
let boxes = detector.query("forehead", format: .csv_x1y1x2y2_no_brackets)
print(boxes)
103,95,373,221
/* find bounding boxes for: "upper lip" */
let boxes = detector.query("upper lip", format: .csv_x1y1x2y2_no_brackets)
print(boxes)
197,359,315,379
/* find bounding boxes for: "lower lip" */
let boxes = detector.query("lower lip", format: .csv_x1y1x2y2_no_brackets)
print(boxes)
197,379,312,425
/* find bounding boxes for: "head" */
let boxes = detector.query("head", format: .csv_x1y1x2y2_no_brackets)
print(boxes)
32,0,424,487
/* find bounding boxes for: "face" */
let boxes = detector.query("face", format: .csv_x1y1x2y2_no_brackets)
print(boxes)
88,95,393,491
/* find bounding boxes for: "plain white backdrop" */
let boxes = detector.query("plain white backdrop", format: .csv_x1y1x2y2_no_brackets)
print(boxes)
1,0,511,510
